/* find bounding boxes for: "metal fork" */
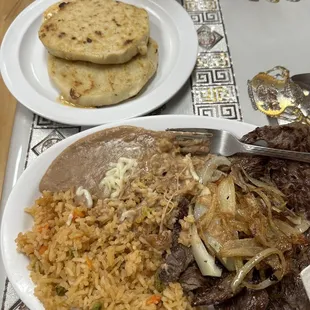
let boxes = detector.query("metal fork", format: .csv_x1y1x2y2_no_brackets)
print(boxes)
167,127,310,163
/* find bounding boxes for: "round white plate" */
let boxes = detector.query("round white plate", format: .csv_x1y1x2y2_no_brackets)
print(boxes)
1,115,256,310
0,0,197,126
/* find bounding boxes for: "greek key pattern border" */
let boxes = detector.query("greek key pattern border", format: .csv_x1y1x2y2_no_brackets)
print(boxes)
184,0,242,120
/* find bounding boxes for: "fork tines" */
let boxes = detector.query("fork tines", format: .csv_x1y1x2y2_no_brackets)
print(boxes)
174,134,210,141
167,127,215,137
167,128,211,155
167,127,213,132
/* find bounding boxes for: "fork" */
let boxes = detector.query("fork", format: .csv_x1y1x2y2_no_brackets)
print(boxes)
167,128,310,163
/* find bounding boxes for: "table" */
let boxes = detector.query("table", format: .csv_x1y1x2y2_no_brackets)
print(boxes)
1,0,310,308
0,0,33,204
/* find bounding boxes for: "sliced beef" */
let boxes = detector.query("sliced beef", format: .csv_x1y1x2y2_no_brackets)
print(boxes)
267,300,296,310
239,123,310,219
267,273,310,310
296,229,310,271
158,197,194,284
191,273,239,307
231,155,267,180
171,197,191,245
232,155,310,218
267,235,310,310
215,289,269,310
226,123,310,310
179,264,208,292
188,123,310,310
267,159,310,219
241,122,310,152
158,245,194,284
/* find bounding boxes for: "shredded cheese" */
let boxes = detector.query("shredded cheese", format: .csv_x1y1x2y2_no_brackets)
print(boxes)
100,157,137,198
76,186,93,208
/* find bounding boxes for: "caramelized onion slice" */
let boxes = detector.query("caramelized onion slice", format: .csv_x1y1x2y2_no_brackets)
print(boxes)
190,205,222,277
200,156,231,185
218,175,236,216
231,248,286,293
273,219,300,237
241,167,285,197
220,239,264,258
191,222,222,277
296,219,310,234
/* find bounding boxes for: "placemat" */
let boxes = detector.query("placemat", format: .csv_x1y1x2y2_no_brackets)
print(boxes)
1,0,242,308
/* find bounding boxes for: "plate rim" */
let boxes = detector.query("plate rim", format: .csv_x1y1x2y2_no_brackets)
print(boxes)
1,115,258,310
0,0,198,126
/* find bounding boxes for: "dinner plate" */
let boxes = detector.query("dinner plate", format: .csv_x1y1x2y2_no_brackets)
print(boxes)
0,0,197,126
2,115,310,309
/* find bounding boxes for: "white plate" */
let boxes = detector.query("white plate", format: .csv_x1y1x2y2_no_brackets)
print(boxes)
0,115,254,309
0,0,197,126
3,115,309,309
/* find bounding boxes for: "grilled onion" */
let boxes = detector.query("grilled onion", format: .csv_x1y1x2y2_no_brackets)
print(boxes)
231,248,286,293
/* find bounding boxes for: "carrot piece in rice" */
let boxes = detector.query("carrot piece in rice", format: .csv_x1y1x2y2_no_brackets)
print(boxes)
72,209,85,221
146,295,161,305
37,224,49,233
86,257,93,269
39,245,48,255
